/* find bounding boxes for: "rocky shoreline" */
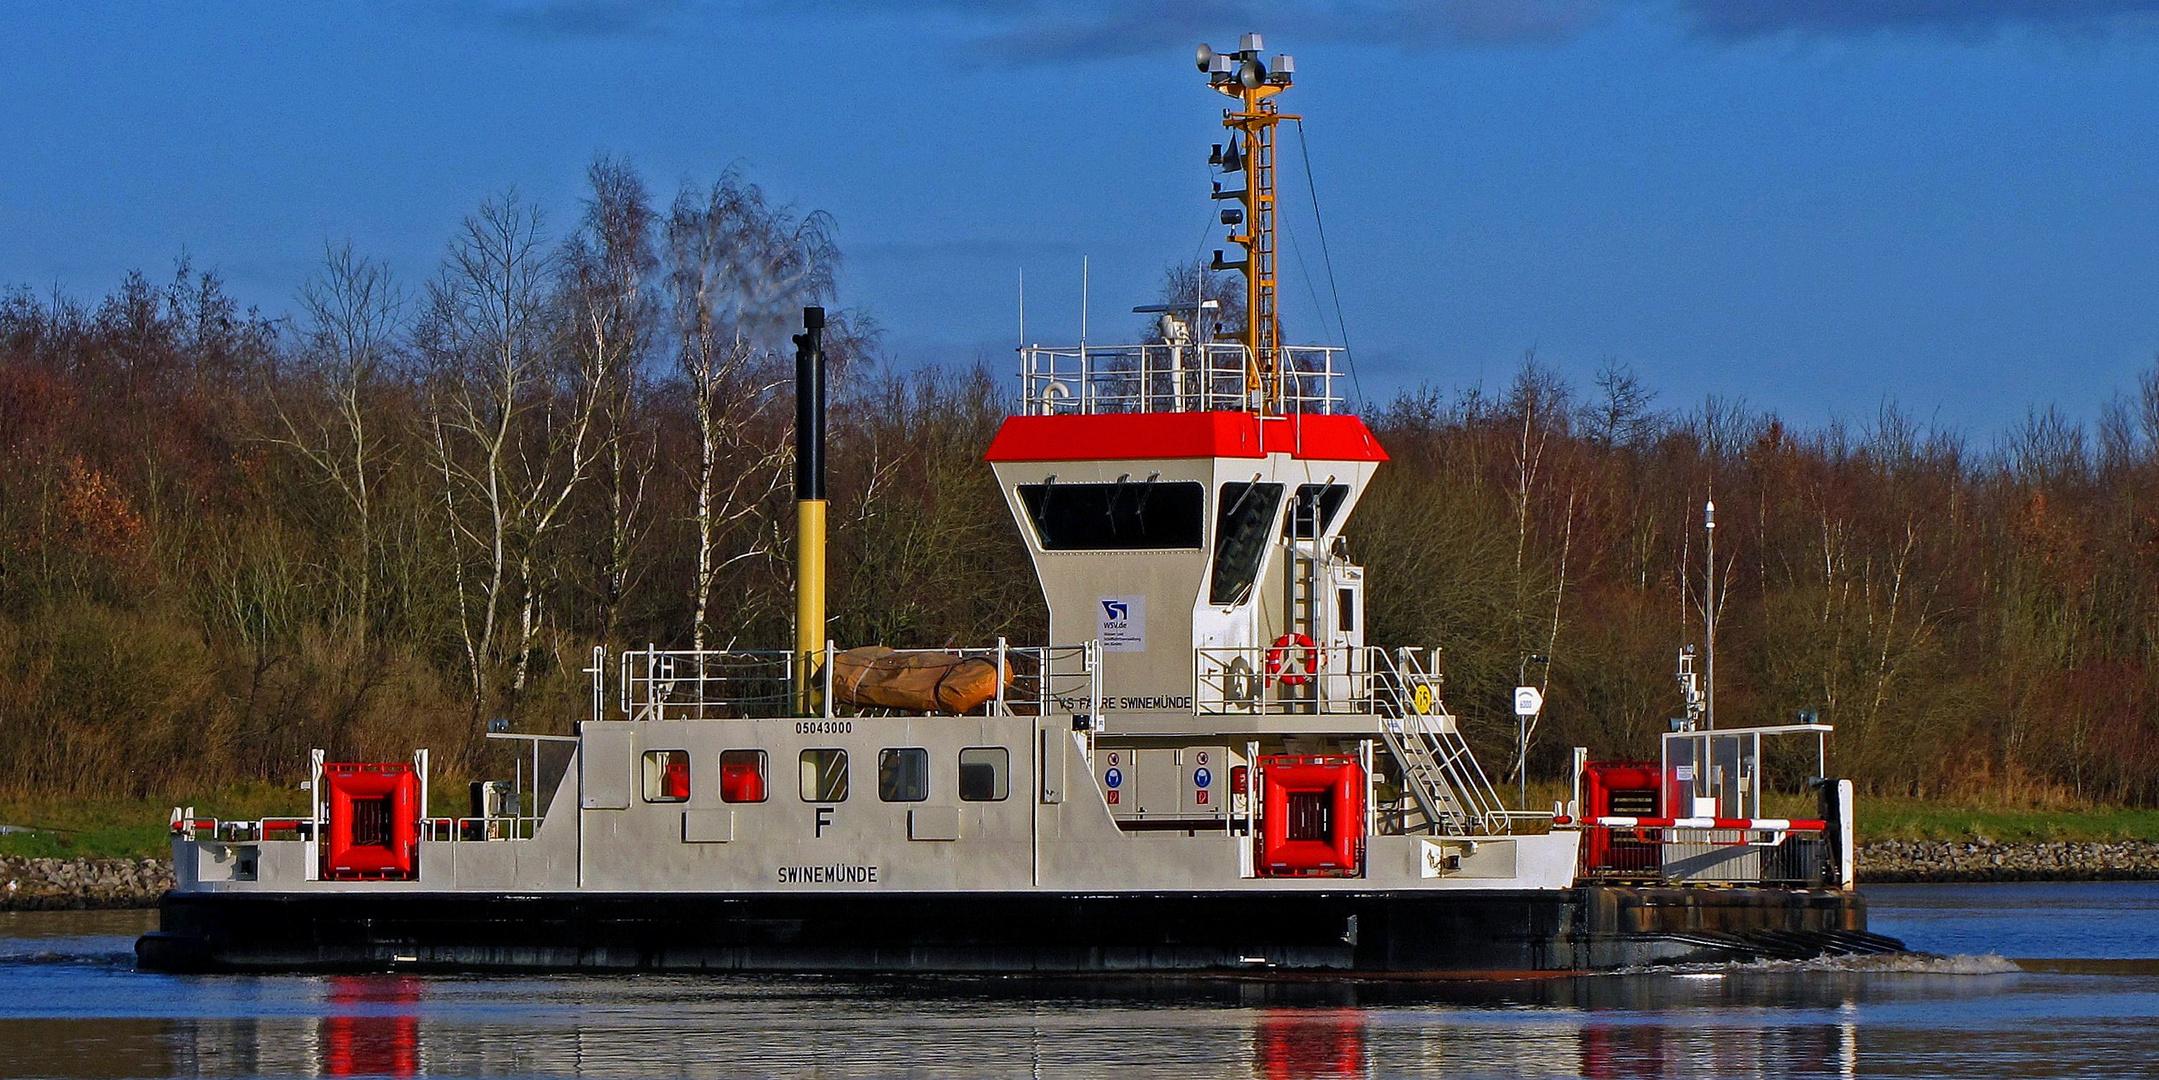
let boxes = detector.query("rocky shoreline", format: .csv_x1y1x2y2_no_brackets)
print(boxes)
4,843,2158,909
1857,840,2159,883
1,857,175,911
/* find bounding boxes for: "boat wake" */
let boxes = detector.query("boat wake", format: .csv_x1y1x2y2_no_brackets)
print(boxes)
0,945,139,968
1619,952,2021,977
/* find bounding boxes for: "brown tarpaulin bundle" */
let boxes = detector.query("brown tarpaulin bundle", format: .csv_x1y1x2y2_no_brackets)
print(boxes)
829,646,1012,714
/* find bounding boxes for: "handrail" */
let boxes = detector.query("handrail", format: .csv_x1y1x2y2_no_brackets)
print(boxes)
1577,823,1833,886
1020,341,1347,416
616,642,1100,721
1188,643,1513,836
1193,644,1378,714
1372,647,1513,837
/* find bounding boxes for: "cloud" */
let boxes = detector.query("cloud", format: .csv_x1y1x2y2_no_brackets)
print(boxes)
429,0,2159,52
1674,0,2159,42
956,1,1607,63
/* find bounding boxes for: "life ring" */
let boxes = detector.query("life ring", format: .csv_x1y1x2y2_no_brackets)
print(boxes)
1265,633,1320,685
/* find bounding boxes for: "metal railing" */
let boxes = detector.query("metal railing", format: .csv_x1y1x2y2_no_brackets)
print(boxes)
1372,647,1515,837
1019,342,1347,416
618,640,1101,721
420,815,539,842
618,648,793,720
1578,826,1831,886
1190,643,1515,836
1194,644,1378,714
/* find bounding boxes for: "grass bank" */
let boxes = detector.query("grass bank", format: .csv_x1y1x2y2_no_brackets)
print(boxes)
0,783,306,860
1853,798,2159,844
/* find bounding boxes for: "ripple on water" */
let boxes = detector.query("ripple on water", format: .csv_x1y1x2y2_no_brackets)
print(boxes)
1617,952,2024,976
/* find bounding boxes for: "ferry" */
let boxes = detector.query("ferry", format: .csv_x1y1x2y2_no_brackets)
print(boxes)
137,34,1901,975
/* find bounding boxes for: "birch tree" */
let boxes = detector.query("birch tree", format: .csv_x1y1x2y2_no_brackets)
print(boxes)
664,172,839,652
273,243,404,637
419,191,605,720
562,158,660,643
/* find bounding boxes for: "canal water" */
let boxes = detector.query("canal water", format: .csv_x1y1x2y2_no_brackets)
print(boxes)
2,884,2153,1078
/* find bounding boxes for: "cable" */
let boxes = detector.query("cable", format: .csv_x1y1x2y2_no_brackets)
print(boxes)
1281,210,1334,348
1293,118,1363,411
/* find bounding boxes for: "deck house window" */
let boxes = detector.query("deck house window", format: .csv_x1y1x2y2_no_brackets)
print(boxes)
800,749,849,802
1017,480,1204,550
642,750,691,803
720,749,768,803
958,747,1008,802
1284,483,1349,539
879,748,929,802
1210,481,1284,606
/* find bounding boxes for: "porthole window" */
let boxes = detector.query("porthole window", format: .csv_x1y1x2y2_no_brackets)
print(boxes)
800,748,849,802
642,750,690,803
879,748,929,802
720,749,768,803
958,747,1008,802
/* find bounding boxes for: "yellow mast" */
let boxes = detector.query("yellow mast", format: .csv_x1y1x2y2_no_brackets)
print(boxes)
1199,33,1296,413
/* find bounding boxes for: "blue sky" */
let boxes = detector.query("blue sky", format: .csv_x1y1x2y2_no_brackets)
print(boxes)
5,1,2159,438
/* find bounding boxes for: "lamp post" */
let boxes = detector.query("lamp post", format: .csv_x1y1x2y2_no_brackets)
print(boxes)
1515,653,1549,809
1704,499,1716,730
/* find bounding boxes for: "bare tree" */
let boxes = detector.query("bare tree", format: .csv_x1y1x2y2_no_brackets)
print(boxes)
665,172,840,652
562,157,660,643
1585,357,1656,447
1143,257,1246,342
273,243,405,636
2137,354,2159,455
419,190,606,720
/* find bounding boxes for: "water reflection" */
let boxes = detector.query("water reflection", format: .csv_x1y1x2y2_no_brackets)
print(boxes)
317,978,423,1078
1250,1009,1366,1079
7,902,2159,1079
110,969,2081,1080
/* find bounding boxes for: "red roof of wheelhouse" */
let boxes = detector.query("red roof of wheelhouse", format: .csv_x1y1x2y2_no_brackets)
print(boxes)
983,412,1389,463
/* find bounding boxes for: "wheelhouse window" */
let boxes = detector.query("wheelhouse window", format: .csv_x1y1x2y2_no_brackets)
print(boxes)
1285,483,1350,539
1210,481,1284,606
879,748,929,802
799,749,849,802
642,750,690,803
1016,479,1205,550
958,747,1009,802
719,749,768,803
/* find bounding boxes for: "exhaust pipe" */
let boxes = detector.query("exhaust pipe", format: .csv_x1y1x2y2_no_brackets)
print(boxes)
793,307,827,713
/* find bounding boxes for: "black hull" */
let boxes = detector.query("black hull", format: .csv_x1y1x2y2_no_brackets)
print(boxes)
136,886,1894,975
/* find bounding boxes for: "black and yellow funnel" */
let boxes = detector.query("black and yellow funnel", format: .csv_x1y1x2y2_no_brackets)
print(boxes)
791,307,827,712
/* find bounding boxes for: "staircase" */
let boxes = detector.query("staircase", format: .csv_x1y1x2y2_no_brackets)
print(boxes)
1374,650,1511,836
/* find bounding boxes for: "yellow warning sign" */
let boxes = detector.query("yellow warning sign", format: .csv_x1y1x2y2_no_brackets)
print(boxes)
1412,684,1433,715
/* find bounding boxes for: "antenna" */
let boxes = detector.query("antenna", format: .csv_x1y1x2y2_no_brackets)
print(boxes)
1017,266,1025,346
1080,254,1089,350
1195,31,1296,413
